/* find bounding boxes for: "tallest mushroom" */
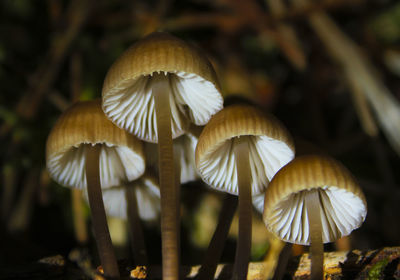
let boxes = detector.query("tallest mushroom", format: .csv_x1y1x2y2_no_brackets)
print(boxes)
102,32,223,280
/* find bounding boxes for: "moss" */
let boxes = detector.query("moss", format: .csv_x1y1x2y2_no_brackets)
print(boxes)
367,257,389,280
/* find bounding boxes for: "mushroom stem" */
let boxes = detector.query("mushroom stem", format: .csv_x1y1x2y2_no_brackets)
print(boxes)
71,188,88,245
232,137,252,280
126,183,148,266
153,73,180,280
272,243,292,280
196,194,237,280
85,144,120,279
305,189,323,280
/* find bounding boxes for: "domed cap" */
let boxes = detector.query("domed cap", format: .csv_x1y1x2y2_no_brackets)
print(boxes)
85,172,160,222
102,32,223,143
195,104,295,195
46,99,145,189
263,155,367,245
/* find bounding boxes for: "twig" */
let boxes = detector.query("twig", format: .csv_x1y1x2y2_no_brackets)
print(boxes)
70,51,82,102
307,10,400,156
15,0,91,120
345,71,379,137
286,0,364,20
1,164,17,221
267,0,307,70
7,168,39,233
47,90,70,112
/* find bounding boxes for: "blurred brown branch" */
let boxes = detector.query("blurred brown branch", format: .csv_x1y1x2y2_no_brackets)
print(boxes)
15,0,91,121
307,10,400,155
165,0,363,71
7,168,39,233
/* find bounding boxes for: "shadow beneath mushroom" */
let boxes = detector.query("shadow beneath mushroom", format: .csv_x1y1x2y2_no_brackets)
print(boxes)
340,249,379,280
383,257,400,280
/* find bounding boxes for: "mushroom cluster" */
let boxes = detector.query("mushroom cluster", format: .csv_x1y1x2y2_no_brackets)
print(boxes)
45,32,367,280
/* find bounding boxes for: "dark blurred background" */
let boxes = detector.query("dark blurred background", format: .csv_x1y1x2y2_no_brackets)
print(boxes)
1,0,400,276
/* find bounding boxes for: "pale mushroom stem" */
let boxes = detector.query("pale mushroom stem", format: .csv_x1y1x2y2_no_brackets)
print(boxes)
71,188,88,245
153,73,180,280
126,183,148,266
85,144,120,279
232,137,252,280
196,194,237,280
305,189,324,280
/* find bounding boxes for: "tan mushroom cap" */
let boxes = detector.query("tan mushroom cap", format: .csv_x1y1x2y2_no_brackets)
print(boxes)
102,32,223,142
46,99,145,189
195,104,295,195
263,155,367,245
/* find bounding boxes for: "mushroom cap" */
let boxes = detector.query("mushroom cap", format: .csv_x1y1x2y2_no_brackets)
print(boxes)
102,32,223,143
252,192,266,214
263,155,367,245
46,99,145,189
145,130,200,184
195,104,295,195
84,173,160,222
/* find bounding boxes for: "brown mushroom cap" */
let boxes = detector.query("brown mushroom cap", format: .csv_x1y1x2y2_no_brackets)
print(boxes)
195,104,295,195
263,155,367,245
102,32,223,142
46,99,145,189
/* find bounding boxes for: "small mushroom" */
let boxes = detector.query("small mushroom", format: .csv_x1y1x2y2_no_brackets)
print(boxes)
263,155,367,280
84,171,160,266
46,99,145,279
195,104,294,280
102,32,223,279
88,172,160,222
145,130,200,185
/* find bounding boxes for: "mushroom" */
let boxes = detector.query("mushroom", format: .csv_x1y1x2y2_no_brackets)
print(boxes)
99,173,160,222
102,32,223,279
46,99,145,279
263,155,367,280
145,129,200,185
85,171,160,266
195,104,294,280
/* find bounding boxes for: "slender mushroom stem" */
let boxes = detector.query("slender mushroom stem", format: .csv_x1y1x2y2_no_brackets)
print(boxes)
305,189,323,280
85,144,120,279
272,243,292,280
232,137,252,280
153,73,180,280
196,194,237,280
126,183,148,266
